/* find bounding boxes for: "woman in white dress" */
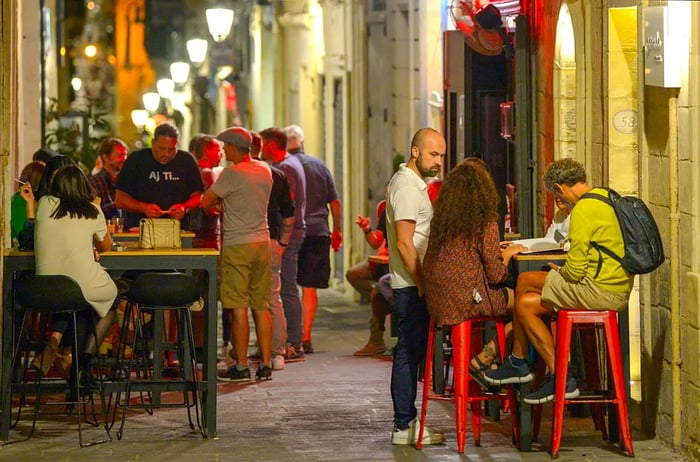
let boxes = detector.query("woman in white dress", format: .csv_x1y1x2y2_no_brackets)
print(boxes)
33,164,118,386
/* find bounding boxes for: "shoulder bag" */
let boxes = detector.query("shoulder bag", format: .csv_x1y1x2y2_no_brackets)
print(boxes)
138,218,182,249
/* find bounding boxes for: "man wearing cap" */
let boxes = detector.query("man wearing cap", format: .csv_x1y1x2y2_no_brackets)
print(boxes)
115,123,204,231
201,126,274,382
259,127,307,362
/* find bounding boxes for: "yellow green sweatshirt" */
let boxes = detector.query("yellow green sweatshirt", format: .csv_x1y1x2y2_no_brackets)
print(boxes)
559,188,634,293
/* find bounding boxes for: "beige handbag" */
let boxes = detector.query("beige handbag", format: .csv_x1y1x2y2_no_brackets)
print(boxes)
138,218,182,249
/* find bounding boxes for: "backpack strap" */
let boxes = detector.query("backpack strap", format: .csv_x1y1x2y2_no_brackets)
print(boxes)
579,190,624,278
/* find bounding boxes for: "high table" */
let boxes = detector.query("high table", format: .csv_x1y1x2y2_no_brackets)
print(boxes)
1,247,220,439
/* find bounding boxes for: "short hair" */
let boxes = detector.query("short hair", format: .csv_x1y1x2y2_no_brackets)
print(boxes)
250,132,262,157
259,128,287,150
32,147,57,163
98,137,128,158
543,158,587,192
153,122,179,142
284,125,304,143
188,134,217,160
410,127,441,152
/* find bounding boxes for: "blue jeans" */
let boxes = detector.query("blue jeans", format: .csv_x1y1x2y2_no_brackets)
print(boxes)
281,235,304,348
390,286,429,430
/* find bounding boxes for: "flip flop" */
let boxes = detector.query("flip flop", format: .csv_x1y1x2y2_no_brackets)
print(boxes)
469,355,501,393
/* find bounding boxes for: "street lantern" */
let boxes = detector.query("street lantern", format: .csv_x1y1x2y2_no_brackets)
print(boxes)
156,78,175,99
170,62,191,84
143,92,161,113
186,38,208,64
206,8,234,42
130,109,149,128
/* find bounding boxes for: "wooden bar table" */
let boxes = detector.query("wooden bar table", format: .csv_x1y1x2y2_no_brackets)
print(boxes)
1,247,220,439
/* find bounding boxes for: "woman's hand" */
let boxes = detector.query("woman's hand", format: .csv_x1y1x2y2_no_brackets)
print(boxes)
19,182,35,204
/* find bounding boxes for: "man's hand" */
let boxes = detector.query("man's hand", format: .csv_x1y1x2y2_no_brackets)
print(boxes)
144,203,165,218
355,215,370,233
331,230,343,252
167,204,187,220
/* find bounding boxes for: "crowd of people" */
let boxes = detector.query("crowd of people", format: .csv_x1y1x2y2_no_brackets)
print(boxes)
12,121,635,448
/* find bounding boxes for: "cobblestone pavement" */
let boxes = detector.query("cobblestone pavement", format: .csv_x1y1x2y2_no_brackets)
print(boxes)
0,289,690,461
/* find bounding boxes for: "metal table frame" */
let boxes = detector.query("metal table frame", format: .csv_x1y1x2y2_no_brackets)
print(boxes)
1,248,219,439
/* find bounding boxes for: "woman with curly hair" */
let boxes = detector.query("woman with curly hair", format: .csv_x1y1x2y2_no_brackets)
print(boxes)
423,158,525,388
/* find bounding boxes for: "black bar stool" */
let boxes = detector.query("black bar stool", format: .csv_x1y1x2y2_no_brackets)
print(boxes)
111,272,204,439
11,274,111,447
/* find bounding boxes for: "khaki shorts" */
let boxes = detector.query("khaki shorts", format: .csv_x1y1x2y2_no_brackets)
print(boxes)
541,270,629,312
220,241,271,311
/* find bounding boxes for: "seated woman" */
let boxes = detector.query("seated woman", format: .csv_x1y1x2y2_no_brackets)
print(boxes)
11,160,45,247
33,164,118,388
423,159,525,388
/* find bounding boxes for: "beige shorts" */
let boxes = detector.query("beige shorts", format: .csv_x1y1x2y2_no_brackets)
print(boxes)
220,241,271,311
541,270,629,312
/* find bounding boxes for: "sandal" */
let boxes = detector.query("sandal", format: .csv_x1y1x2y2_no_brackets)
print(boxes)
469,355,500,393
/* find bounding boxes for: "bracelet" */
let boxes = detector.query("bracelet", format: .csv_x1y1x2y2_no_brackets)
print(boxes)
278,240,289,247
364,228,371,235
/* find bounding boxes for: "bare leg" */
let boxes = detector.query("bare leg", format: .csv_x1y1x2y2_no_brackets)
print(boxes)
515,292,556,371
301,286,318,344
232,308,249,367
252,309,272,364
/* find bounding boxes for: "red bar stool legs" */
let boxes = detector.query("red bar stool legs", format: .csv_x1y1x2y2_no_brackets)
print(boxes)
418,317,518,453
550,310,634,459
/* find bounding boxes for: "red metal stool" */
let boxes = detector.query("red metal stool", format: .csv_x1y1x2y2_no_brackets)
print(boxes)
551,310,634,458
417,317,518,453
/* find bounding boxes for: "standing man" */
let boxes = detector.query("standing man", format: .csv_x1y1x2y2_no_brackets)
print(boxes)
254,132,295,371
259,128,307,361
115,123,203,231
201,127,274,382
88,137,128,219
388,127,445,446
285,125,342,354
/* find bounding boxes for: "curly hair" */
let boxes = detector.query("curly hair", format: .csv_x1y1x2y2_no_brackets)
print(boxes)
543,158,587,192
429,159,500,252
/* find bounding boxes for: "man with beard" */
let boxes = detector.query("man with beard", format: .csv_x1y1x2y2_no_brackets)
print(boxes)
387,127,446,446
88,138,128,219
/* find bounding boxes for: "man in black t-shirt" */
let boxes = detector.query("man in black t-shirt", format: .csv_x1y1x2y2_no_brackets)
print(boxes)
116,123,204,230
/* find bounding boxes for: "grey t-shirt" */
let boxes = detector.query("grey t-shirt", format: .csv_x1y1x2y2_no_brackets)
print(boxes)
211,159,273,246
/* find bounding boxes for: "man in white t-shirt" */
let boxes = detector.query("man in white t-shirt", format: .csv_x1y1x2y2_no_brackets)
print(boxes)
386,127,446,446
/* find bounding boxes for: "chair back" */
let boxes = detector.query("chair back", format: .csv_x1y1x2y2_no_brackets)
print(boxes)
15,274,92,313
127,272,199,307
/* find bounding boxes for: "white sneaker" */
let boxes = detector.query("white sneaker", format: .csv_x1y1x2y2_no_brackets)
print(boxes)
218,343,232,361
272,355,285,370
391,418,445,446
217,357,236,373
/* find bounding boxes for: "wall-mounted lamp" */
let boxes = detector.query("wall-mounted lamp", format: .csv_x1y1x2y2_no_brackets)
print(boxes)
130,109,149,128
156,78,175,99
186,38,208,64
206,8,234,42
143,92,161,112
71,77,82,92
170,62,191,84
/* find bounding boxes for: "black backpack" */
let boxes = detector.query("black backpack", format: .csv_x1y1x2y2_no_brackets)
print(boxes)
581,188,664,276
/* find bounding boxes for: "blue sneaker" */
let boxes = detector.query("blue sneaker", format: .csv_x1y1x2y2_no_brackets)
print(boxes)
523,374,580,404
483,355,534,385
